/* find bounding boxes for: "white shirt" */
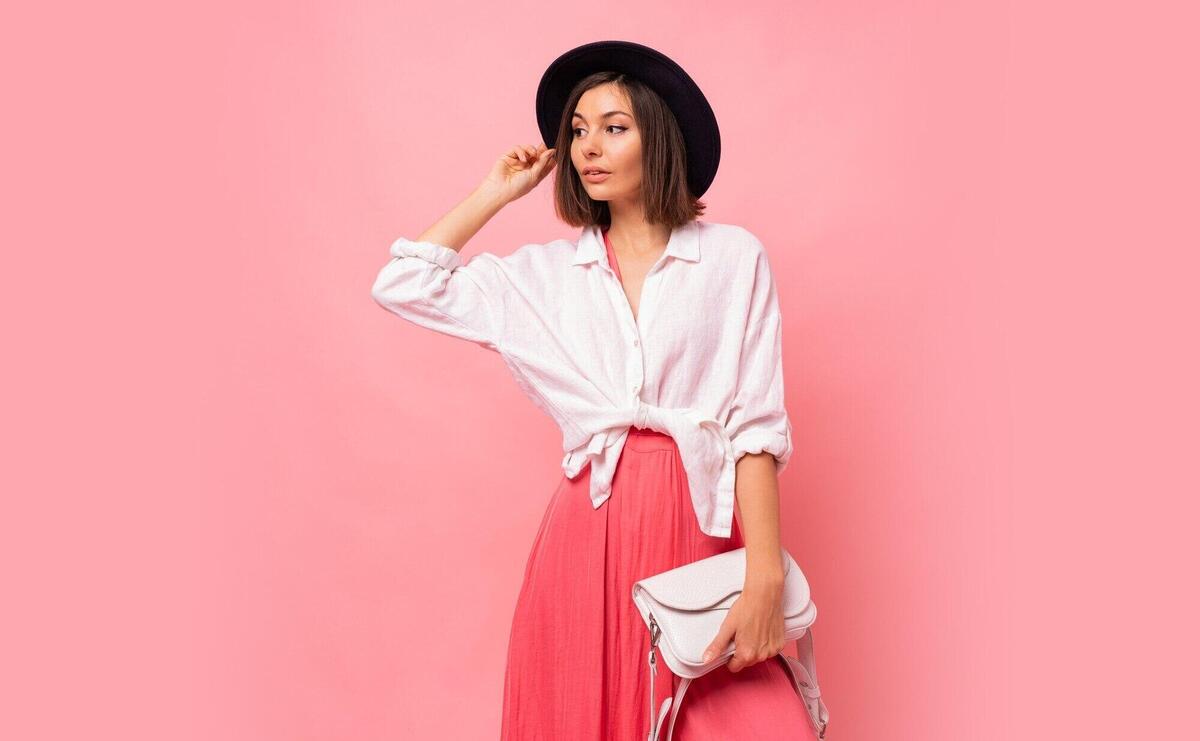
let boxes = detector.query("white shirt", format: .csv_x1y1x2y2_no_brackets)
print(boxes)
371,219,793,538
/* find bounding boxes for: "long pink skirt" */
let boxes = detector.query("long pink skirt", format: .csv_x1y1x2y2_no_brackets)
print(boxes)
499,426,818,740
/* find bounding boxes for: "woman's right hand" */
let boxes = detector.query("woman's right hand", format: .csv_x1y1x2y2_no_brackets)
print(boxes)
479,143,558,205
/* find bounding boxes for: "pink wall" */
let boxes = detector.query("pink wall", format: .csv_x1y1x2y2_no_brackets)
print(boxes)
5,1,1197,739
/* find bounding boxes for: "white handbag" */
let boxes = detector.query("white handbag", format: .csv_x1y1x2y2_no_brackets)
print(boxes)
631,546,829,741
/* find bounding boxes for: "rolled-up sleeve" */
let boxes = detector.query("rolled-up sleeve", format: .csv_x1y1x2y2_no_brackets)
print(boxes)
725,239,795,474
370,236,507,352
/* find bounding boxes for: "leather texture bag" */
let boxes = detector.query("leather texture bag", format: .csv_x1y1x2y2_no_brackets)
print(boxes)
631,547,829,740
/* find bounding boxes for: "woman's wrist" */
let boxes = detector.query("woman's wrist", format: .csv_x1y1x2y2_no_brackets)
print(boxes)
743,564,785,596
472,181,512,212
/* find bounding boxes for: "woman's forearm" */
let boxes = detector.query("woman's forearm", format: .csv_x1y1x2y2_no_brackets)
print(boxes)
734,452,786,592
416,183,510,253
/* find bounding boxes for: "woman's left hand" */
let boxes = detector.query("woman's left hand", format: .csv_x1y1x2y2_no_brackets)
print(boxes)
701,578,786,673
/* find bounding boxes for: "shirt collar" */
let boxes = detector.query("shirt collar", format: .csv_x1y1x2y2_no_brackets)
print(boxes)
570,220,701,266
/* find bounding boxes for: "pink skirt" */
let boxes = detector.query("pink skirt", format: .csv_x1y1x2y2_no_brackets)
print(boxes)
500,426,818,740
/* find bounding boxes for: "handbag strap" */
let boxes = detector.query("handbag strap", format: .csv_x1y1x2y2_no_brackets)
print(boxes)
646,627,829,741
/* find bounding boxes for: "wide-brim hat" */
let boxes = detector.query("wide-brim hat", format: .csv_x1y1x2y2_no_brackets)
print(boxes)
535,40,721,198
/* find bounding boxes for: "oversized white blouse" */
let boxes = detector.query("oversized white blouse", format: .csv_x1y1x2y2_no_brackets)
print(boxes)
370,219,793,538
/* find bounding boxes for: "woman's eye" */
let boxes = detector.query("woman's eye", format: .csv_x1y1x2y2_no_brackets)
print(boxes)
573,125,627,137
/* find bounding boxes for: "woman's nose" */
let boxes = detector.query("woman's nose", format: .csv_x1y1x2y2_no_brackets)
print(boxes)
580,134,601,157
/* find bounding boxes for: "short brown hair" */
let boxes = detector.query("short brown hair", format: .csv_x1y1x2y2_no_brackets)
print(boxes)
551,71,707,230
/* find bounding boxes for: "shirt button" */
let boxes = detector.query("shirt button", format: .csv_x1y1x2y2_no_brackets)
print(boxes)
633,338,640,347
632,384,640,394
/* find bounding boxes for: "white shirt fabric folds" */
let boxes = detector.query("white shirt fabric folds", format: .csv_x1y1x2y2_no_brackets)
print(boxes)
370,219,793,538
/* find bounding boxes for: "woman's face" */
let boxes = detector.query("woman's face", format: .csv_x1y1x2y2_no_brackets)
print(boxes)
570,83,642,204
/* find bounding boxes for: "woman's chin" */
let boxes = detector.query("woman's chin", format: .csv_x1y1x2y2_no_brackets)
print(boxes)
584,183,627,200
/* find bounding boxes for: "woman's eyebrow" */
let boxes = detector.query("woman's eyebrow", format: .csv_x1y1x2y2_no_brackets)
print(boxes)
572,110,632,122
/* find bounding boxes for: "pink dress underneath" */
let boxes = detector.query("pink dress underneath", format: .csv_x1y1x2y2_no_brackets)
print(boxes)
498,228,818,740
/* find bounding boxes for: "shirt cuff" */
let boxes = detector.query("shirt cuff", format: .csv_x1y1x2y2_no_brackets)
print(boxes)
389,237,463,271
731,429,793,475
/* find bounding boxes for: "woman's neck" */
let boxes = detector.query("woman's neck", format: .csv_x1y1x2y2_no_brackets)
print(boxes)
603,219,671,258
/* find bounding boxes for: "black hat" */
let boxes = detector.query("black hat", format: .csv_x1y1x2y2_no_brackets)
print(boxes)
535,40,721,198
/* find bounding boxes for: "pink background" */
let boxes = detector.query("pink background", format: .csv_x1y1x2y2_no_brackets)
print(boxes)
5,1,1197,739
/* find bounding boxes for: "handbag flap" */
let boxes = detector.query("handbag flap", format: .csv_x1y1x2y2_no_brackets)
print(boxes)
632,547,812,618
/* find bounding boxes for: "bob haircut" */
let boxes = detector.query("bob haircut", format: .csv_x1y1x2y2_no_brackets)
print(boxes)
551,71,707,230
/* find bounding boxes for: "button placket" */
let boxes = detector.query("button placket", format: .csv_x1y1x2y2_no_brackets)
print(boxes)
603,260,646,400
630,330,644,397
629,269,660,400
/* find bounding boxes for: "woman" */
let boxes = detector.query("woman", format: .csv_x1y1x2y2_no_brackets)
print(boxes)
372,41,819,740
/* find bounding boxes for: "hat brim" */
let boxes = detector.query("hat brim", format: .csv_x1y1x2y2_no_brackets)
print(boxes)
535,40,721,198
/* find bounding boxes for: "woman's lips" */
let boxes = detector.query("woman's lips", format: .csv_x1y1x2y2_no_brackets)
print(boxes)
583,171,611,183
